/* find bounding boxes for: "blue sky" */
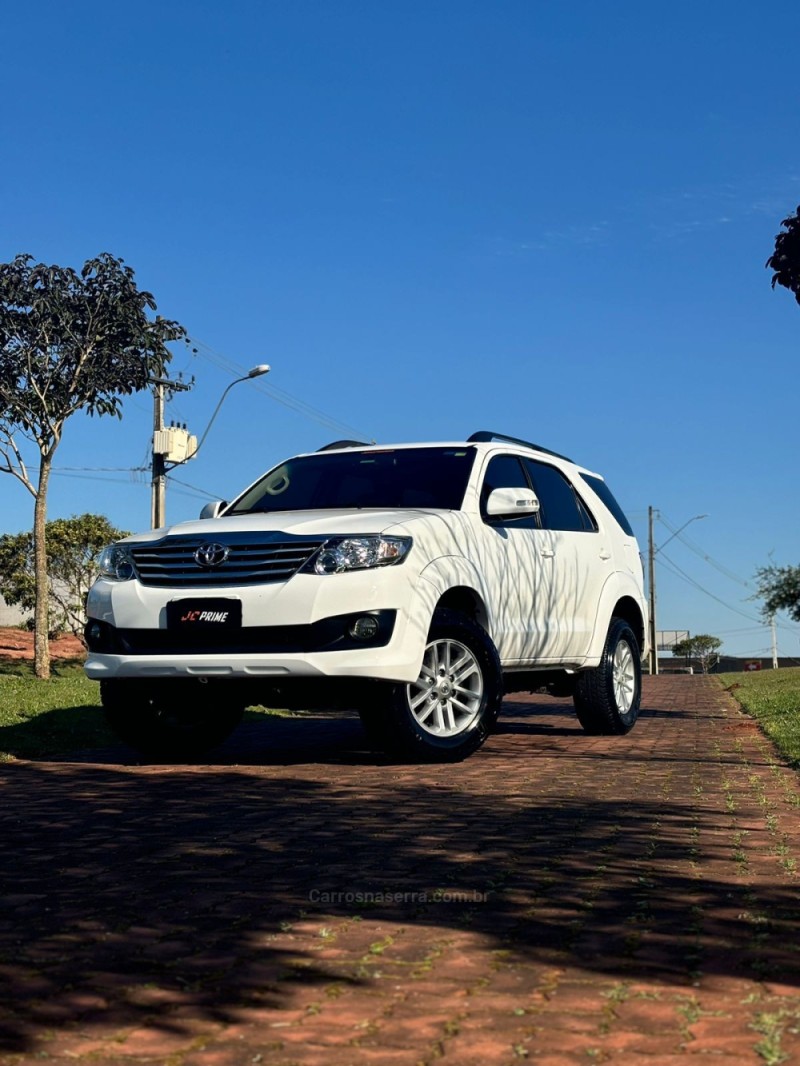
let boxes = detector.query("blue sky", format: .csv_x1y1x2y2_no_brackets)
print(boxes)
1,0,799,658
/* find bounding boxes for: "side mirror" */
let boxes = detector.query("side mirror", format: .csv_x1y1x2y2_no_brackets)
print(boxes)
199,500,228,520
486,487,540,518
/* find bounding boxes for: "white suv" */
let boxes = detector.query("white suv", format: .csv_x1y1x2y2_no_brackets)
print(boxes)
85,431,648,761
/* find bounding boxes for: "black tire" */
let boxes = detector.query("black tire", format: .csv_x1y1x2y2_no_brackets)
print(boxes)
363,608,502,762
101,679,244,760
573,617,641,735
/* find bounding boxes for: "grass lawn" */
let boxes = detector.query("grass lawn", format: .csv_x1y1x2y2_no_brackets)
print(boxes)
0,659,297,761
0,659,113,761
718,666,800,767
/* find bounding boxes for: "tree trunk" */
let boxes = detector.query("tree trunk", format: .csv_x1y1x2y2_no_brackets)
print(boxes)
33,458,51,679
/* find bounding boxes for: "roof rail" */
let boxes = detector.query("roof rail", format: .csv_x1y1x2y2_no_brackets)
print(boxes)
467,430,572,463
316,439,373,452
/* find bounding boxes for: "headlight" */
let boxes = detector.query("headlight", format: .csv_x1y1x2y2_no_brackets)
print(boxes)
97,544,135,581
305,536,412,575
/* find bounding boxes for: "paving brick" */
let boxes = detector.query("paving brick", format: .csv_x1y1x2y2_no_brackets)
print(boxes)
0,677,796,1065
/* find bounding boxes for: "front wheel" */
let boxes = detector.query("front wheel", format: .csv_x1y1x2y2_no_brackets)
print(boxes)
361,608,502,761
573,618,642,735
101,679,244,761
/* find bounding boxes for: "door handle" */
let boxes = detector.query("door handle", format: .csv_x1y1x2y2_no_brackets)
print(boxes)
599,548,612,560
540,548,555,558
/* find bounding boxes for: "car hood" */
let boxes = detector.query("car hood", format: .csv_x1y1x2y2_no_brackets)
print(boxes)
122,508,447,543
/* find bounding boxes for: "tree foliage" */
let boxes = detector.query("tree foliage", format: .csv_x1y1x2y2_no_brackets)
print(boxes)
0,253,186,455
0,253,187,676
767,205,800,305
672,634,723,674
755,564,800,624
0,514,129,637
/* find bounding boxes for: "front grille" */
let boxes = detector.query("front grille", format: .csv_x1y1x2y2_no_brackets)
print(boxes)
128,535,325,588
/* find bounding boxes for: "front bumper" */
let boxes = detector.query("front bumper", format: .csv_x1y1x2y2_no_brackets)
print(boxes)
84,642,422,683
84,578,430,684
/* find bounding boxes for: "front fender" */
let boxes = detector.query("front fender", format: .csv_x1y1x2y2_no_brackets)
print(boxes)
417,556,491,629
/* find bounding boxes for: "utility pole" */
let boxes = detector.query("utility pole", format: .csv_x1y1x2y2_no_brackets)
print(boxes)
648,505,658,675
646,509,707,675
770,615,779,669
149,365,269,529
150,376,193,529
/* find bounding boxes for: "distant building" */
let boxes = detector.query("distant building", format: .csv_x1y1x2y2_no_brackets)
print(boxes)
656,628,798,673
658,654,798,674
0,593,27,627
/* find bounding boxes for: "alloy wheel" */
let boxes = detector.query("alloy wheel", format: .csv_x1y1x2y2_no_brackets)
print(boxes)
407,638,484,737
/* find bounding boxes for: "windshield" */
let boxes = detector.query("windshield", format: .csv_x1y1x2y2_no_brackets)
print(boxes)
228,447,477,514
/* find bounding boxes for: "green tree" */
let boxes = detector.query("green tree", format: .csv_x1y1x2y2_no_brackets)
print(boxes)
0,254,186,677
672,634,723,674
0,514,129,637
767,205,800,304
755,564,800,624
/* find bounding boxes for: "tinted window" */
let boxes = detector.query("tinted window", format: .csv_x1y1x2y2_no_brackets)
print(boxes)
579,474,634,536
228,447,477,514
525,460,596,532
480,454,540,527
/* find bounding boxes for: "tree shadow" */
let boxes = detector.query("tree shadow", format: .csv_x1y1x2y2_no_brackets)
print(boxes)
39,694,623,765
0,704,116,762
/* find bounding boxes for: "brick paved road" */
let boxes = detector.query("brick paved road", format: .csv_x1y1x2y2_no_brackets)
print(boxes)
1,676,800,1065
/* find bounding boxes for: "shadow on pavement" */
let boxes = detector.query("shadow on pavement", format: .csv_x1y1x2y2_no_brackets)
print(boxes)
1,692,798,1055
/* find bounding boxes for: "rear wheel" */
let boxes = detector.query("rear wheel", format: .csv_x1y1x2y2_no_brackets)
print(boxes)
101,679,244,760
573,618,641,735
361,608,502,761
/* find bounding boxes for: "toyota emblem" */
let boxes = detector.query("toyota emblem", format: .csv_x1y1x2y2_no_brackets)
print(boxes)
194,542,230,568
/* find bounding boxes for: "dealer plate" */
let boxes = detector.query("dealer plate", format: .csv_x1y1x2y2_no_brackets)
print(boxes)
167,598,242,629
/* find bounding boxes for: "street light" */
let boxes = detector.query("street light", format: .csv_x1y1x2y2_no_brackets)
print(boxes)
151,364,271,529
654,514,708,556
188,364,271,461
648,510,709,675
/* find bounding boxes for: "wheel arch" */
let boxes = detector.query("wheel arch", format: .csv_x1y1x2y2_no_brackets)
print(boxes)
418,557,492,636
435,585,490,632
609,596,646,658
587,576,648,664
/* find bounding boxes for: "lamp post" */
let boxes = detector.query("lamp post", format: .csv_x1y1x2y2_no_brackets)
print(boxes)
151,364,270,529
188,364,271,462
654,514,709,557
647,511,708,675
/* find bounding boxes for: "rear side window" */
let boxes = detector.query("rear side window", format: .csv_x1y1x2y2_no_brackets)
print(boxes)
524,460,596,532
580,474,634,536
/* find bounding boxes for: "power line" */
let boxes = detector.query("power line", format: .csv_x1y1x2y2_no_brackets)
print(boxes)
657,512,751,589
55,466,148,473
46,471,147,486
27,464,148,475
31,467,210,505
188,338,373,440
658,549,800,637
166,474,220,500
658,550,764,623
715,626,770,635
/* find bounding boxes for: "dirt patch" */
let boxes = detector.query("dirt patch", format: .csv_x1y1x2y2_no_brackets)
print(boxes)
0,625,85,661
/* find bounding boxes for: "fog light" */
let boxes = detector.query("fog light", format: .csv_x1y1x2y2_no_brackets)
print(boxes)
350,615,380,641
85,620,104,650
